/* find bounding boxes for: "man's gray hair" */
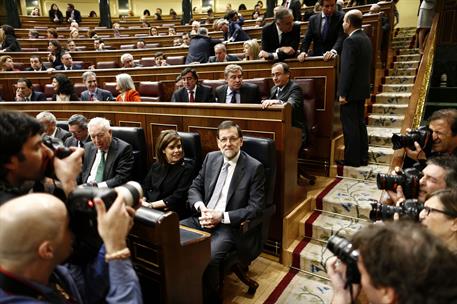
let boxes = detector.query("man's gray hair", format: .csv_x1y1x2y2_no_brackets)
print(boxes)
36,111,56,123
120,53,134,64
82,71,96,82
275,7,292,21
88,117,111,131
224,64,243,77
68,114,88,130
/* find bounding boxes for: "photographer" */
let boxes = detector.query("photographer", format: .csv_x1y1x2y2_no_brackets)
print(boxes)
386,155,457,204
404,109,457,165
0,111,84,205
420,189,457,253
0,192,142,303
326,221,457,304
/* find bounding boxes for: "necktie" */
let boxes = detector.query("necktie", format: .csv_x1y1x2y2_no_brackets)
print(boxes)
230,91,237,104
89,93,94,101
207,162,231,210
278,32,282,45
322,16,330,41
285,0,290,8
95,151,105,182
78,141,84,148
25,97,30,101
276,88,281,99
189,90,195,103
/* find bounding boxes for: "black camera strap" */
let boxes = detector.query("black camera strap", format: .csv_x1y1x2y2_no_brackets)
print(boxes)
0,269,75,304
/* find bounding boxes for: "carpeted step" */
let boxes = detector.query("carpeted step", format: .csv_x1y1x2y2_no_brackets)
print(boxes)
375,92,411,104
398,48,420,55
393,61,420,69
396,54,421,62
334,163,390,181
382,84,414,93
369,146,394,164
372,103,408,115
391,42,411,49
317,178,382,219
368,114,404,127
367,126,399,147
392,36,412,42
385,75,415,84
388,67,417,76
286,238,332,278
263,269,333,304
299,210,368,242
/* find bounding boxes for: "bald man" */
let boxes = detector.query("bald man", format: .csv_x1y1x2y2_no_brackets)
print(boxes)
0,193,142,303
338,10,372,167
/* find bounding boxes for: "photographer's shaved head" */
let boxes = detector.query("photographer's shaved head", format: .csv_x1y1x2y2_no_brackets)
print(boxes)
0,193,71,284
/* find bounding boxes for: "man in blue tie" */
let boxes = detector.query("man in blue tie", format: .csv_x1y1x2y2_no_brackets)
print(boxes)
298,0,346,62
181,121,265,304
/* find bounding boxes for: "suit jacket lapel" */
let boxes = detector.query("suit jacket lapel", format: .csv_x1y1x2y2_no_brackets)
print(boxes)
181,88,189,102
207,155,224,202
84,145,97,182
220,86,228,103
104,139,118,178
317,14,323,38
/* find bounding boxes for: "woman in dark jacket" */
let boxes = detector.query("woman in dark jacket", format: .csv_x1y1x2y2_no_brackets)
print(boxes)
49,3,64,23
48,39,64,68
143,130,194,219
51,73,80,101
0,25,21,52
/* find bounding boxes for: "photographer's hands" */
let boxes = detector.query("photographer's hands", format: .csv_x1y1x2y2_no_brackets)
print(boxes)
54,147,84,196
94,192,135,255
405,141,427,161
327,257,360,304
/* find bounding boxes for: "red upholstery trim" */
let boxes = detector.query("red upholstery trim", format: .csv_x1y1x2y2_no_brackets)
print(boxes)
315,178,342,210
263,268,299,304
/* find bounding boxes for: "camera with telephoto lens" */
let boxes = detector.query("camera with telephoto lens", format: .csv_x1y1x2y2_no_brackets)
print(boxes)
66,181,143,264
42,135,73,159
391,126,432,152
327,235,360,286
376,167,423,199
369,199,424,222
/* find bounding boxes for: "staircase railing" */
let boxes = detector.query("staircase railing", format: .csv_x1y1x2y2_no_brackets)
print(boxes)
390,13,440,169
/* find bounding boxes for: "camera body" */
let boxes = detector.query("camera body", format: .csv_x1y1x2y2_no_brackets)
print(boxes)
66,181,142,263
327,235,361,286
376,168,423,199
42,135,73,159
391,126,432,152
369,199,424,222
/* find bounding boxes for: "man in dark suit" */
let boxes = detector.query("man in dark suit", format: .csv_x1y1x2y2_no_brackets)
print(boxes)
181,120,265,304
36,111,71,142
171,67,215,103
80,117,134,188
80,71,114,101
185,28,222,64
64,114,91,148
298,0,346,62
55,52,82,71
208,43,240,63
259,7,301,61
225,10,250,42
283,0,302,21
215,64,261,104
66,3,81,23
338,10,372,167
15,78,46,101
262,62,306,141
25,55,47,72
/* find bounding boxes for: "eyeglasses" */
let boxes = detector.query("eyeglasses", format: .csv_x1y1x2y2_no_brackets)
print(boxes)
422,206,456,218
218,136,240,144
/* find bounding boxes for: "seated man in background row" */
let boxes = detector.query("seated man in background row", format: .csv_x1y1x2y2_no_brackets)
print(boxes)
215,64,261,104
208,43,240,63
65,114,92,148
55,52,83,70
79,117,134,188
181,121,265,304
80,71,114,101
120,53,142,68
36,111,71,142
25,55,47,71
171,67,215,103
15,78,46,101
262,62,306,142
327,221,457,304
0,192,142,303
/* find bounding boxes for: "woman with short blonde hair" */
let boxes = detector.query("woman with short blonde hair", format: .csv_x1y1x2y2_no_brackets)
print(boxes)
115,73,141,102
